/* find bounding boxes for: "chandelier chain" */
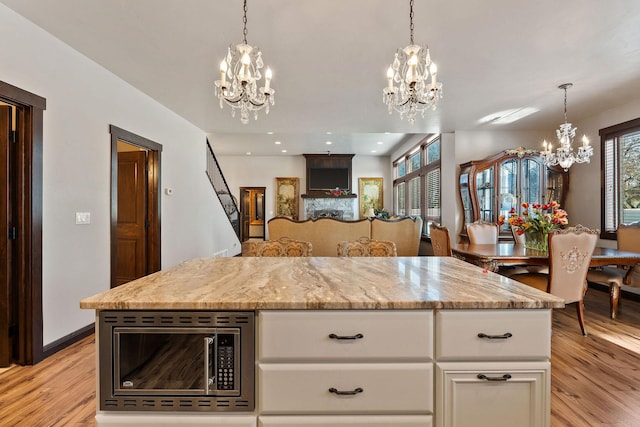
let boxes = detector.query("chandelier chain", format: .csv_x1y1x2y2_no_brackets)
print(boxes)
409,0,414,45
563,85,568,124
242,0,248,44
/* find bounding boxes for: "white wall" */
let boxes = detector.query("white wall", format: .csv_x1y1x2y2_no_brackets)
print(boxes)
215,147,391,238
0,4,239,345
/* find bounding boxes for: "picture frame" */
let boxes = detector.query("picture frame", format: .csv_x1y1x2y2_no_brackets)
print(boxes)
275,177,299,220
358,177,383,218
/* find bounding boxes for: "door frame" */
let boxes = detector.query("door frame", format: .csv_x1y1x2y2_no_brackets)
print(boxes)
239,186,266,241
0,81,46,365
110,125,162,288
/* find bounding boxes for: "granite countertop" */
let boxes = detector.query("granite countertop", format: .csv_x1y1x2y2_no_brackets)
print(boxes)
80,256,564,311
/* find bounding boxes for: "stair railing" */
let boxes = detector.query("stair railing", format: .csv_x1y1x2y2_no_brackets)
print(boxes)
206,138,240,239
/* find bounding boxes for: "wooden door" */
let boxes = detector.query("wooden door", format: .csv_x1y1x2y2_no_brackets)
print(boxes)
240,187,250,242
115,151,147,287
0,105,14,367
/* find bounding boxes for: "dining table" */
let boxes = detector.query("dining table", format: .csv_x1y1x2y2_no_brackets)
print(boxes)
452,242,640,318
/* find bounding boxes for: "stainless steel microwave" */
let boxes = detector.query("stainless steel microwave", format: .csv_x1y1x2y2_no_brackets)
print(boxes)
98,311,254,412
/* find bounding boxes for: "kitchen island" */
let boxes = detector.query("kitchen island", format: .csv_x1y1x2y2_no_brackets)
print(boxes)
81,256,564,427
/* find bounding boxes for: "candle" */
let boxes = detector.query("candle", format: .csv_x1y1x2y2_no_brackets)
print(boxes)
430,63,438,86
240,53,251,81
264,68,272,92
542,140,548,153
582,135,589,147
219,60,227,85
409,55,418,83
387,67,394,90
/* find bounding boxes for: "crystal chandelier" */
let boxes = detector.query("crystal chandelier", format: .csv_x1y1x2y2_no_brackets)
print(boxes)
383,0,443,124
214,0,274,124
540,83,593,171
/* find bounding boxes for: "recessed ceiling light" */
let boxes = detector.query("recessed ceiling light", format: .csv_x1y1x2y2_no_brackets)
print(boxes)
377,141,383,145
267,131,274,135
326,131,332,135
246,151,252,155
274,141,281,145
326,141,332,145
371,150,377,153
281,149,287,153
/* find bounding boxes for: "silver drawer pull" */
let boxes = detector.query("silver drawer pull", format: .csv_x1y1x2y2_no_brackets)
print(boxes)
329,387,364,396
477,332,513,340
328,333,364,340
477,374,512,382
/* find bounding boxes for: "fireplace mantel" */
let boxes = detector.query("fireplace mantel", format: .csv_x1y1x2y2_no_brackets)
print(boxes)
301,192,357,199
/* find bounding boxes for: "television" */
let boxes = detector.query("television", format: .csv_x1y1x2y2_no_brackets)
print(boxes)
308,168,350,190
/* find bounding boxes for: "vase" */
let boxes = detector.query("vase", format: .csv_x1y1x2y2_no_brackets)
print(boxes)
524,229,548,252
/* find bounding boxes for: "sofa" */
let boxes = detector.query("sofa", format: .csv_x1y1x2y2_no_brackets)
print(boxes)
267,216,423,257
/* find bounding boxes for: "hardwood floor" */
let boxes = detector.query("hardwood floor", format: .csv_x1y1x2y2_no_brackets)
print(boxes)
0,288,639,426
551,289,640,426
0,334,96,426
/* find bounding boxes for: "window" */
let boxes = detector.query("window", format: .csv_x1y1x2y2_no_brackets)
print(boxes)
601,118,640,239
392,136,441,236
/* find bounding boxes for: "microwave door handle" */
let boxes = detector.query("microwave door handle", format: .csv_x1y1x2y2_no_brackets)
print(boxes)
204,337,215,394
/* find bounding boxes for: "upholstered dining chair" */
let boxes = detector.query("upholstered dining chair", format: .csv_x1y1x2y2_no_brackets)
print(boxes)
511,225,526,245
337,237,397,257
501,225,548,276
430,223,452,256
586,221,640,318
242,237,313,257
467,220,499,244
510,225,599,336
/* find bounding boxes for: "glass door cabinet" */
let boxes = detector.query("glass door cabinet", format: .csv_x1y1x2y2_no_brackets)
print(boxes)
458,147,568,240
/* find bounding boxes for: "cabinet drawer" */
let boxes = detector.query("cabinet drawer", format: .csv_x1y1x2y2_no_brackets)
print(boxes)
259,363,433,414
259,311,433,361
435,361,550,427
435,310,550,360
259,415,432,426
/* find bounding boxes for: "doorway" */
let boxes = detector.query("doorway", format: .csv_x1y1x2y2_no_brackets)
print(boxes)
110,125,162,288
0,81,46,366
239,187,266,241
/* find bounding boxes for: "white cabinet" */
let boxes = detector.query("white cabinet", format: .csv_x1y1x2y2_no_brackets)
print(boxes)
258,415,433,426
259,310,433,361
259,363,433,414
258,310,434,424
435,309,551,361
434,310,551,427
436,362,549,427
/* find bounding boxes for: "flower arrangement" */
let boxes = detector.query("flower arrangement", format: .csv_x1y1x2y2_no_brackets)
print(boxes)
498,201,568,250
499,201,568,235
325,188,351,196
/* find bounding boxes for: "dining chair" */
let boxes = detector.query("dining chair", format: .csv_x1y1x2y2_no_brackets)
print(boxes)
501,225,548,276
510,225,599,336
511,225,526,245
337,237,397,257
586,221,640,318
467,220,499,244
430,223,452,256
242,237,313,257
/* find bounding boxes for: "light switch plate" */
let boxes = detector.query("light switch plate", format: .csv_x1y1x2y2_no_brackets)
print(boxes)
75,212,91,225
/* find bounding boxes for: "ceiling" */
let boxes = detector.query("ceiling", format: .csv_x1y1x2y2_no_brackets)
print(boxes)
3,0,640,156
